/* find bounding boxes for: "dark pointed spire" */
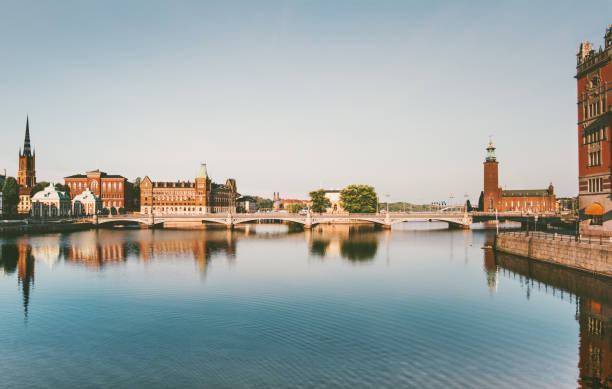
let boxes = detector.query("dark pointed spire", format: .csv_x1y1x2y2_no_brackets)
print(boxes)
23,116,32,156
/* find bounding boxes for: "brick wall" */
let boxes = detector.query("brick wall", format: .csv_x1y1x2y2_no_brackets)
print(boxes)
495,234,612,276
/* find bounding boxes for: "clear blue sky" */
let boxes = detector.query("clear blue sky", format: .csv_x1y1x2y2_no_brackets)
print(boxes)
1,1,610,203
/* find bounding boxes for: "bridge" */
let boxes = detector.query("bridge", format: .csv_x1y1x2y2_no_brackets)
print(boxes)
92,212,474,229
90,211,576,230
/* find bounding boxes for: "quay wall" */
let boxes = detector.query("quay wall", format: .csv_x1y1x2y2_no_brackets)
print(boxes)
0,222,93,235
495,234,612,277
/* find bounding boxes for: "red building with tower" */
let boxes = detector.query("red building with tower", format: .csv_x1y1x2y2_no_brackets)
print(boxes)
64,170,127,211
576,25,612,235
482,141,555,213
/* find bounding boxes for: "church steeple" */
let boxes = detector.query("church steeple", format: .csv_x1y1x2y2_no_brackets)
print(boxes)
17,116,36,189
23,116,32,157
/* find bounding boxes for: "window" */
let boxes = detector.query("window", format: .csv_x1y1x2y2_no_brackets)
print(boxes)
118,182,122,191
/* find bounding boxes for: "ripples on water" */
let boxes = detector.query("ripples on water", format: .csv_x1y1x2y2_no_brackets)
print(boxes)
0,222,609,388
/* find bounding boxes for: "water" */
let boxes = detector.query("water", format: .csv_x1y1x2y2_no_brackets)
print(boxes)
0,222,607,388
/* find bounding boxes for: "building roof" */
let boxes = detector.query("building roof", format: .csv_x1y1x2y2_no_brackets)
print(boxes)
502,189,551,197
73,189,101,202
31,185,70,201
65,171,125,179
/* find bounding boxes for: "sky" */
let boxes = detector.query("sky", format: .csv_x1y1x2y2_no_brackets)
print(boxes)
1,1,610,203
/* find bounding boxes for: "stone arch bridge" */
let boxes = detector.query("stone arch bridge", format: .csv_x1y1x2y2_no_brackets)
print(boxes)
93,212,474,229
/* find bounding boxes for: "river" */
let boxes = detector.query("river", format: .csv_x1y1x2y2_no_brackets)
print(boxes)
0,223,608,388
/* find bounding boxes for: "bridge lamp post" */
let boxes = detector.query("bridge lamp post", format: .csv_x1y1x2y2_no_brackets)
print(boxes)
386,194,390,214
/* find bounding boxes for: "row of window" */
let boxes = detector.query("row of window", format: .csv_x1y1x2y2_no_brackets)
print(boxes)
70,181,123,192
503,199,548,210
588,178,604,193
589,151,602,167
584,99,606,119
582,127,607,145
103,201,122,208
141,206,235,214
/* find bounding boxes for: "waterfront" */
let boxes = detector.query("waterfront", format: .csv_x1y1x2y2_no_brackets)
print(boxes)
0,223,606,388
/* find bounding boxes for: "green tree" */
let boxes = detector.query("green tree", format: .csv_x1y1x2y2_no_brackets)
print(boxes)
125,178,141,211
256,198,273,211
478,191,484,211
466,199,473,212
2,177,19,216
55,183,70,195
309,189,331,213
286,203,304,213
30,181,50,197
339,185,377,213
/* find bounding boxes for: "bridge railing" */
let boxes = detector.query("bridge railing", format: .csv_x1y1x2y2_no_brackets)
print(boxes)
498,230,612,246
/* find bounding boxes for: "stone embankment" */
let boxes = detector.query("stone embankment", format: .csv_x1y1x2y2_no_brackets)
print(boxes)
0,220,93,235
495,232,612,277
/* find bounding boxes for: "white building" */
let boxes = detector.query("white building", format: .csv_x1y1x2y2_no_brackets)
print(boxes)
31,184,71,218
324,190,345,214
72,189,102,216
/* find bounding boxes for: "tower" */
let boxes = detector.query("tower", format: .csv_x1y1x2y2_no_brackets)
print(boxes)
18,116,36,188
483,140,499,211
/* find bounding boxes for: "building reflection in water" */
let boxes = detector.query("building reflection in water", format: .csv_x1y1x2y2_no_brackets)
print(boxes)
490,249,612,388
308,224,379,262
136,230,236,273
0,239,35,318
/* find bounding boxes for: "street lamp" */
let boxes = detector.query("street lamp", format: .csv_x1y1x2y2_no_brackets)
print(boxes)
386,193,390,214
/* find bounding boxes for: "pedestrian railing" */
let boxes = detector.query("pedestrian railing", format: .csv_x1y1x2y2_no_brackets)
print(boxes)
498,230,612,246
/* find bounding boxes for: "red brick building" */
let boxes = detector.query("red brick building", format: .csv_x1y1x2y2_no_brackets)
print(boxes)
64,170,127,210
576,25,612,235
483,141,556,213
140,163,238,214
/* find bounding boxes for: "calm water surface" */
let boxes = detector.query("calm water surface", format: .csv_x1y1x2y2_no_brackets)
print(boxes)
0,223,608,388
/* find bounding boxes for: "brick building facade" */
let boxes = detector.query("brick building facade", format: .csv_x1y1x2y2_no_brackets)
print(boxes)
140,163,237,215
64,170,127,211
483,141,556,213
576,25,612,235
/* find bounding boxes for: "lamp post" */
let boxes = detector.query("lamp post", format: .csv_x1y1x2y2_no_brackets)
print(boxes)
386,193,390,214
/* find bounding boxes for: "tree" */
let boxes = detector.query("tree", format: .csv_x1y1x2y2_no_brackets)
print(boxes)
286,203,304,214
466,199,473,212
478,191,484,211
2,177,19,216
339,185,377,213
256,198,273,211
125,178,141,211
310,189,331,213
30,181,50,197
55,183,70,195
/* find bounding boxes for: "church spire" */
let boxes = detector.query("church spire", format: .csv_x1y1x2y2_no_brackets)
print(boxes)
23,116,31,157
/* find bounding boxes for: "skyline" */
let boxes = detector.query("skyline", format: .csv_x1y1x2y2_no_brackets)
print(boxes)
2,1,611,202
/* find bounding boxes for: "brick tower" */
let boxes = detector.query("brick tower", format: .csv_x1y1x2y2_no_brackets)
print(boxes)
483,140,499,211
18,116,36,188
576,25,612,234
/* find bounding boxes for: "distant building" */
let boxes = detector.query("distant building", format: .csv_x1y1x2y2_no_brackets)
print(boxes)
17,117,36,214
237,196,257,213
0,192,3,218
65,170,127,210
324,190,345,214
72,189,103,216
140,163,238,215
576,25,612,235
31,184,71,218
483,141,556,213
